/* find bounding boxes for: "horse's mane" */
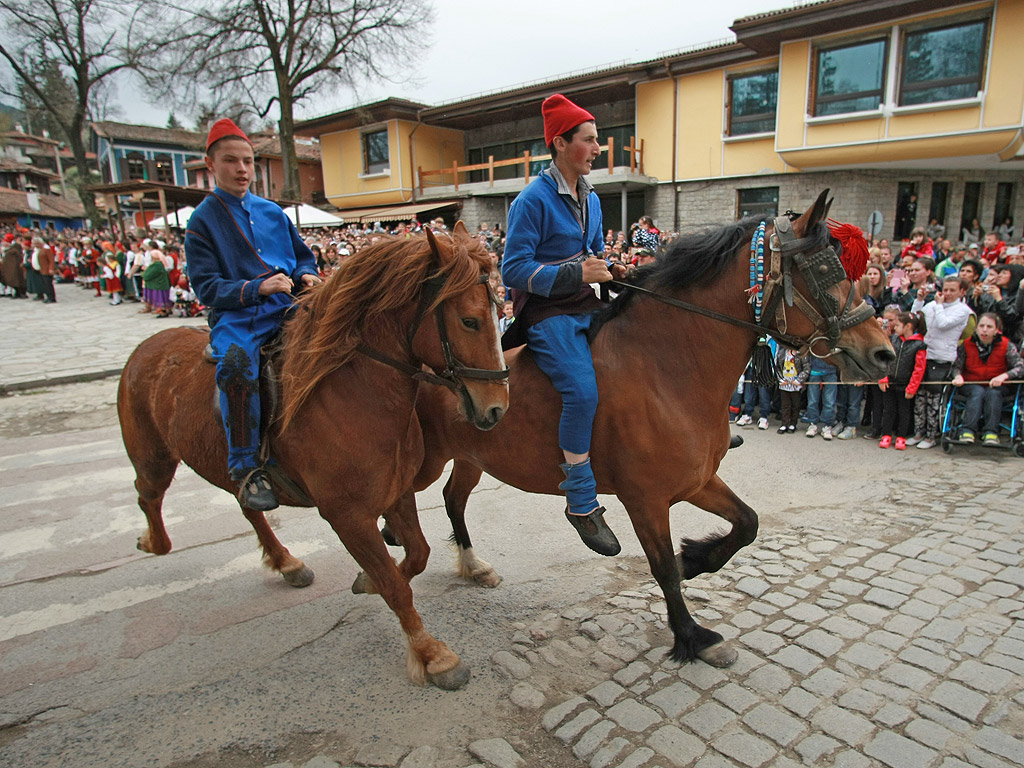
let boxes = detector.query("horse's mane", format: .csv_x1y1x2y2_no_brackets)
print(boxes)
278,232,491,431
594,215,833,329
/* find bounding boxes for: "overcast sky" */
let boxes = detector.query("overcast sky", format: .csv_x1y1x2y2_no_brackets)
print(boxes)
127,0,796,128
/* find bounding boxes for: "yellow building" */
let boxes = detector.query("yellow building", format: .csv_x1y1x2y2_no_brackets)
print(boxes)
296,0,1024,242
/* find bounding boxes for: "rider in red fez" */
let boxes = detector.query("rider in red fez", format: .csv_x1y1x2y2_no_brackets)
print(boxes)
502,94,627,556
185,118,320,511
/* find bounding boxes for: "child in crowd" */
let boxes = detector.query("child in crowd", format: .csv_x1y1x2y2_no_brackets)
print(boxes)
878,311,927,450
864,305,901,439
774,345,809,433
170,275,201,317
102,252,123,305
499,300,514,334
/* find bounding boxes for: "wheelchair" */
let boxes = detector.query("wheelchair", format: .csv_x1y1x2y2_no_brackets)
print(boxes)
939,382,1024,457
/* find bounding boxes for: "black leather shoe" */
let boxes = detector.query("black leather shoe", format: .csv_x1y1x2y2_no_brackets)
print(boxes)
565,506,621,556
729,434,744,449
234,469,279,511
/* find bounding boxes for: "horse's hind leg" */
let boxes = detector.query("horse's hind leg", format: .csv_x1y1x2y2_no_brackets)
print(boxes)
678,474,758,580
444,460,501,587
239,505,315,588
133,459,177,555
622,492,736,668
324,506,468,689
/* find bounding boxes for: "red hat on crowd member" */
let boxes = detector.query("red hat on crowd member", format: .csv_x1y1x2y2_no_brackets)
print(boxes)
3,233,13,243
205,118,251,152
542,94,595,146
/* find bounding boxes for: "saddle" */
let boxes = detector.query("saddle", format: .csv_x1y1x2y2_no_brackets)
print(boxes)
202,331,315,506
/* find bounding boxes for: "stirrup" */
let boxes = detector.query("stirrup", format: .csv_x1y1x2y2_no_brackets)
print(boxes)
565,506,621,556
234,468,279,511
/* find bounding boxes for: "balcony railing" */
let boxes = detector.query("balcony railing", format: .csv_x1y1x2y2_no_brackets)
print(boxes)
418,136,644,193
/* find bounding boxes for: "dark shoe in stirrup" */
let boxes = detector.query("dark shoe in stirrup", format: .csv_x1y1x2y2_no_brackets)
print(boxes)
729,434,744,449
565,506,621,556
235,469,279,511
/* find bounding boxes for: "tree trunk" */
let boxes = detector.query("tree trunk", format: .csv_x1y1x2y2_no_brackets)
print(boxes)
64,122,100,226
277,87,300,202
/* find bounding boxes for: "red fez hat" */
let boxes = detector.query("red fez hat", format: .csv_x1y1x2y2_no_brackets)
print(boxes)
206,118,251,151
542,94,595,146
3,233,13,242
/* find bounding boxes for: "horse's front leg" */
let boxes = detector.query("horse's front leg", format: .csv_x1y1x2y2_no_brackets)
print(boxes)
355,492,430,592
621,493,737,668
322,504,469,690
443,460,501,587
678,474,758,580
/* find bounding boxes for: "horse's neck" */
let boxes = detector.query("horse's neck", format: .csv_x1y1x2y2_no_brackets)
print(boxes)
598,262,758,401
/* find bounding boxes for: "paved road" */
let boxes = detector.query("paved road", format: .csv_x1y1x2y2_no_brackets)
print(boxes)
1,286,1023,768
0,281,206,392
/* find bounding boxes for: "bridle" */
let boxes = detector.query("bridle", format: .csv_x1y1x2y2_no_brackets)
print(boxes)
357,270,511,392
609,214,874,357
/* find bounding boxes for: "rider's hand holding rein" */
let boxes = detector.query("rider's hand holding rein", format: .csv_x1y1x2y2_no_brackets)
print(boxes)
582,255,612,283
259,273,294,295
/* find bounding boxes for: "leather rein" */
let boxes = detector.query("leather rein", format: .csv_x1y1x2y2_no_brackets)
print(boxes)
357,271,510,392
609,214,874,357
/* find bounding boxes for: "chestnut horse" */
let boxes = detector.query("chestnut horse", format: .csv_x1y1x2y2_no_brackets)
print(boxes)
117,223,509,688
375,191,894,671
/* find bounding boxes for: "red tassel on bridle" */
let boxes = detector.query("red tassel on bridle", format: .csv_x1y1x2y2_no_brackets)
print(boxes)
827,219,870,282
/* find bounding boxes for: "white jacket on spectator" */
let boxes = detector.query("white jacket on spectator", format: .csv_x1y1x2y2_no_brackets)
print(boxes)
912,297,973,362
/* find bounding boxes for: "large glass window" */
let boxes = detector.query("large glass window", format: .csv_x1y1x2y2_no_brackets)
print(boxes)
728,71,778,136
814,39,887,116
362,129,389,175
900,21,986,106
737,187,778,219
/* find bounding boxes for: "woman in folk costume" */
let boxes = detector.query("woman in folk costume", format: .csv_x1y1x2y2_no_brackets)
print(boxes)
80,236,102,296
0,232,27,298
502,94,627,556
141,239,173,317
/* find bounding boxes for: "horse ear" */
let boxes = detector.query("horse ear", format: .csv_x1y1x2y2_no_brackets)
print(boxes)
424,225,443,261
792,188,831,237
452,220,469,237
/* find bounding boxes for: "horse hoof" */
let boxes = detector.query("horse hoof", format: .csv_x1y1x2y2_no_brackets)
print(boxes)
351,571,373,594
427,662,471,690
282,565,315,588
380,522,402,547
697,641,738,668
473,570,502,588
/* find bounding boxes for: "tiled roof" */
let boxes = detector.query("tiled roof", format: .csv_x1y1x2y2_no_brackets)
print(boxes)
0,158,58,178
250,135,321,162
0,187,85,218
91,121,205,150
733,0,835,24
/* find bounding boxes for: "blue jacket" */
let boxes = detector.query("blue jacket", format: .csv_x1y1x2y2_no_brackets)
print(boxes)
185,190,316,314
502,168,604,298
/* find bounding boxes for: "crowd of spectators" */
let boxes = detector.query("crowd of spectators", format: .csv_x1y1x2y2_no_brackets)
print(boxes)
5,208,1022,452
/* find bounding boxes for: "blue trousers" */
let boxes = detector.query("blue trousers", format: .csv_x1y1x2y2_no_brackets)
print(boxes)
835,384,863,426
803,371,837,426
211,308,286,474
526,313,598,456
960,384,1005,434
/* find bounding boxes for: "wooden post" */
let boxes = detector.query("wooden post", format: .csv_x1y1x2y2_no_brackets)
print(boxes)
157,188,170,239
607,136,614,174
639,139,645,175
488,155,494,187
453,160,459,191
418,165,423,195
523,150,531,184
629,137,636,173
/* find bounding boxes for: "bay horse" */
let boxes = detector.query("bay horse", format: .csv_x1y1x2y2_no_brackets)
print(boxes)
117,223,509,688
375,191,895,670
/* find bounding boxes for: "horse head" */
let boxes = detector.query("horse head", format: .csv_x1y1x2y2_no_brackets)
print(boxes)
775,190,894,381
415,222,509,430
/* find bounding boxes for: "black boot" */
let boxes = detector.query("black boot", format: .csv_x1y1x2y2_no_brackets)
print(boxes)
565,506,621,556
233,468,279,511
